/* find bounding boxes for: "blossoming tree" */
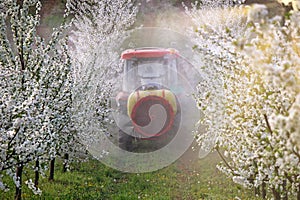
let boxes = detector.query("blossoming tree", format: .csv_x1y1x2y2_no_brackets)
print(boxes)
1,0,138,198
0,0,72,198
68,0,137,154
187,1,300,199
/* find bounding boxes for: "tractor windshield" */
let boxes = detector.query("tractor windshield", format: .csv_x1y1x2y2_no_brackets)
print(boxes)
123,55,177,92
138,62,166,78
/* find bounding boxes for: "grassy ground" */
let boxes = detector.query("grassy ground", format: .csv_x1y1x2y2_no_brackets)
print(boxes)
0,151,261,200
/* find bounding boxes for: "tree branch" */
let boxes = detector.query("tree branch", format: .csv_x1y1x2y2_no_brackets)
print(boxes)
216,146,237,176
264,114,273,134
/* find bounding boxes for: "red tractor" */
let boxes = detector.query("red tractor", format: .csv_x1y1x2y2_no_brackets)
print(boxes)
114,47,198,151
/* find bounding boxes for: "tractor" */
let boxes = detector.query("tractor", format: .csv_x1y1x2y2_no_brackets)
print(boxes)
114,47,198,151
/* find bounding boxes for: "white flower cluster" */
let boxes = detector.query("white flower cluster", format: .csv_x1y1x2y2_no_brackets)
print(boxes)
68,0,137,155
277,0,300,11
0,0,75,194
185,0,248,156
187,1,300,198
25,179,42,195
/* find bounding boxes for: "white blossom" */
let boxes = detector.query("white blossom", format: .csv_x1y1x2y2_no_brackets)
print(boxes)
187,1,300,197
0,0,74,193
68,0,137,153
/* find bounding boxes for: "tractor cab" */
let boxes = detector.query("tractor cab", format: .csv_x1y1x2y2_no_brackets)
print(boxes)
121,48,179,92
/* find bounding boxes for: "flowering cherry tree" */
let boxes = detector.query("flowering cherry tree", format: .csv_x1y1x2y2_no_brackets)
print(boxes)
0,0,72,198
187,1,300,199
1,0,137,197
240,11,300,199
68,0,137,153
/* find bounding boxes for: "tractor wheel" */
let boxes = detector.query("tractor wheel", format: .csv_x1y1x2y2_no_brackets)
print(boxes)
118,129,134,151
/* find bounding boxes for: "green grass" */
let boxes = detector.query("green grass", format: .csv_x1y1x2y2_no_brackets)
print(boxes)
0,152,261,200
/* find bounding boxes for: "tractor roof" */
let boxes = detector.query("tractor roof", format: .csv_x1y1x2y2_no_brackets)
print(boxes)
121,48,179,60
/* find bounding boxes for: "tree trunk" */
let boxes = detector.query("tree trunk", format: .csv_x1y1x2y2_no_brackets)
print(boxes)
262,181,267,199
297,184,300,200
34,159,39,189
282,180,288,200
15,164,23,200
272,188,281,200
255,186,260,197
49,158,55,181
63,153,69,173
